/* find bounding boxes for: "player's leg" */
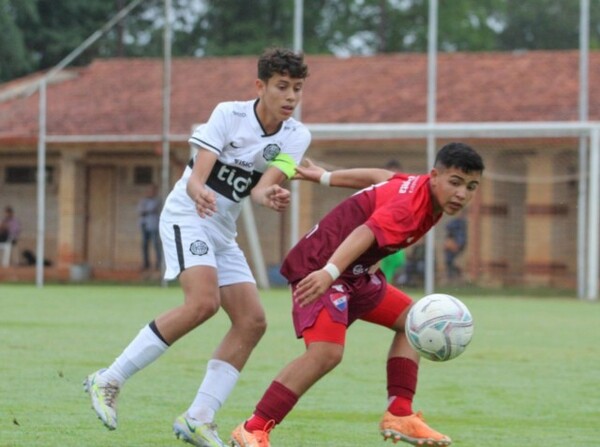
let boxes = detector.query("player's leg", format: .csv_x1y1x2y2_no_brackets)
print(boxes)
174,241,264,447
84,264,219,431
361,285,451,446
185,242,267,417
84,219,220,431
231,308,346,447
173,281,264,447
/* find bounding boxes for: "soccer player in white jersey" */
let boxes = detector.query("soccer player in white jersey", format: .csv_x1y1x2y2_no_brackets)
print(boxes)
84,48,310,447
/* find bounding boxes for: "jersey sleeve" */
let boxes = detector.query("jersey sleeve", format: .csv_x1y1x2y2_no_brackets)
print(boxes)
365,196,417,248
188,102,231,156
286,123,312,165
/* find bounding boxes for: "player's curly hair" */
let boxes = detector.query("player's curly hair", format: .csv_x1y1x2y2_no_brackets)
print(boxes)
258,47,309,81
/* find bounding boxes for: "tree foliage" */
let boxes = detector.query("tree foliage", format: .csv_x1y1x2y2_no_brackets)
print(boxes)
1,0,600,83
0,0,36,81
497,0,584,50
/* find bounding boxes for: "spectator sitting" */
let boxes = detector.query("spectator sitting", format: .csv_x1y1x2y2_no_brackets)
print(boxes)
138,184,162,271
444,213,467,282
0,206,21,244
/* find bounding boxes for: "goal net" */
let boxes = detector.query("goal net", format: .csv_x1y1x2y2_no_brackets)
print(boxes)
281,122,600,299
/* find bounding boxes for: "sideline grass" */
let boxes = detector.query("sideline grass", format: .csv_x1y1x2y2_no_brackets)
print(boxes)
0,284,599,446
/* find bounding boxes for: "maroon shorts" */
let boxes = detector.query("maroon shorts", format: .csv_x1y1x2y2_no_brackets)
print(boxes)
291,271,412,339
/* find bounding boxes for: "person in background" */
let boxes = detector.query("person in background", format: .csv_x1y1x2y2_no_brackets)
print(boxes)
0,206,21,244
230,142,484,447
138,184,163,271
443,211,467,282
380,248,406,284
400,243,425,287
84,47,311,447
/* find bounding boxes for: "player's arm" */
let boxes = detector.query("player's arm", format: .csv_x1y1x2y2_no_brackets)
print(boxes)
250,166,291,212
187,147,218,218
294,158,394,189
294,224,376,307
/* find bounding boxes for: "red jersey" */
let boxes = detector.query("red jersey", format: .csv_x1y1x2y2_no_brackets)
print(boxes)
281,173,441,283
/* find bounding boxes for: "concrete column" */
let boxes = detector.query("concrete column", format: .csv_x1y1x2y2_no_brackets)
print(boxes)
56,151,86,268
524,155,553,284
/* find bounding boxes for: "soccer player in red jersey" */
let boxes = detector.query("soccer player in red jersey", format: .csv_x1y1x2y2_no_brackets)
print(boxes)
230,142,484,447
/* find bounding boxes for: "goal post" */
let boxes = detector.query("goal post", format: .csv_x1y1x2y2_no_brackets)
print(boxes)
306,121,600,301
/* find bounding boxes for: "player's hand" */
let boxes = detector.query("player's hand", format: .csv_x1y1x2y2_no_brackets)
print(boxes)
293,269,333,307
192,187,217,218
262,184,290,212
293,158,326,183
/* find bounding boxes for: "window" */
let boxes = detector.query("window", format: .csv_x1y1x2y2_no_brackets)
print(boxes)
133,166,154,185
5,166,53,184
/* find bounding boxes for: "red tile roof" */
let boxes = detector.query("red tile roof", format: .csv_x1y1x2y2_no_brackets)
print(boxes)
0,50,596,142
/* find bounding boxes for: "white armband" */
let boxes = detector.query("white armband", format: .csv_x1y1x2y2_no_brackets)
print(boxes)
319,171,332,187
322,263,340,281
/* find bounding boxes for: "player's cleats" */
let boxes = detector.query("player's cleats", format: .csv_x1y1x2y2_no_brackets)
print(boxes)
173,413,226,447
380,411,452,446
230,421,274,447
83,369,120,430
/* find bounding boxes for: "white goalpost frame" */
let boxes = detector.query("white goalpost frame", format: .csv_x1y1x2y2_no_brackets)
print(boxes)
306,120,600,301
32,0,594,297
289,0,304,249
578,0,590,299
424,0,439,296
48,120,600,300
587,127,599,300
34,0,147,287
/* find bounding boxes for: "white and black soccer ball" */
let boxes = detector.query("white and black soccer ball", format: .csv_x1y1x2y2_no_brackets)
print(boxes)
405,293,473,362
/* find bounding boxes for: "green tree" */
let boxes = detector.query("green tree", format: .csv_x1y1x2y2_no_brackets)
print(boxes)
3,0,600,84
497,0,587,50
0,0,150,82
20,0,119,68
0,0,36,81
122,0,333,58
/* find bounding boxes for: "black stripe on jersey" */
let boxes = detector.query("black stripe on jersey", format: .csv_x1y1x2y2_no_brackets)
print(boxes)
205,159,263,202
189,137,222,154
173,224,185,272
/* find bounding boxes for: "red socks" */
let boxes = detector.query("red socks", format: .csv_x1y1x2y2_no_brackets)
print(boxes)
244,358,417,432
245,381,299,432
386,357,418,416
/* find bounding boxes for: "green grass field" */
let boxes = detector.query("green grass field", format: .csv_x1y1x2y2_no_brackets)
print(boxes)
1,284,599,446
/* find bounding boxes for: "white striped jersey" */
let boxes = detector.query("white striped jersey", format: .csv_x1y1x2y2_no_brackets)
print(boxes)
162,99,311,238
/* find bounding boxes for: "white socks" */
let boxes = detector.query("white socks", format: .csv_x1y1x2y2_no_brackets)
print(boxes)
101,324,168,386
187,359,240,423
96,327,239,425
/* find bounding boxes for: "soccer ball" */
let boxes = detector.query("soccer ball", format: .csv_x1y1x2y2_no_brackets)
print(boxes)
405,293,473,362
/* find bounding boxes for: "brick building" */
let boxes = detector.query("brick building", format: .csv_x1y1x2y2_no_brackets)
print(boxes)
0,50,596,286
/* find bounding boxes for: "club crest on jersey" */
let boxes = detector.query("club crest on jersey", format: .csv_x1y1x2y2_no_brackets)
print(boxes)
352,265,367,275
262,144,281,161
329,285,348,312
189,240,209,256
